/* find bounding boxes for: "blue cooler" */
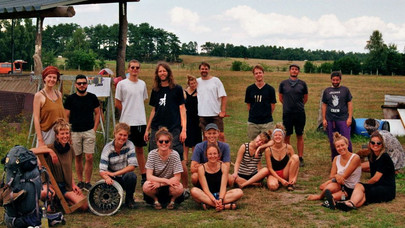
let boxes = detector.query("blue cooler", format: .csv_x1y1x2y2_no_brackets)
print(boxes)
354,118,389,137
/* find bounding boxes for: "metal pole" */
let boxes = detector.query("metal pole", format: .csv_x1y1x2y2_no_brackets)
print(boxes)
11,19,15,74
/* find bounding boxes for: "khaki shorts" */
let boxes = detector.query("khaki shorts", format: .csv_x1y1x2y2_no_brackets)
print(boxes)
247,122,273,140
71,129,96,155
199,116,224,132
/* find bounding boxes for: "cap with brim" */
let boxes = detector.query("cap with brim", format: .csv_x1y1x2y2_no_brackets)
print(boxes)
205,123,219,131
289,64,300,70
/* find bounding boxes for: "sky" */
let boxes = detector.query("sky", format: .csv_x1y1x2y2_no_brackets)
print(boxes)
43,0,405,53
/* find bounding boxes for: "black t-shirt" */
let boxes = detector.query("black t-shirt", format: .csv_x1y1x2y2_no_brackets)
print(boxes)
279,79,308,114
245,83,276,124
370,152,395,188
322,86,352,121
149,85,185,131
64,92,100,132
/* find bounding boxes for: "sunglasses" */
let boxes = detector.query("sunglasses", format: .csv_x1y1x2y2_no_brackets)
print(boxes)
130,66,140,70
158,140,170,144
370,141,382,145
76,82,87,85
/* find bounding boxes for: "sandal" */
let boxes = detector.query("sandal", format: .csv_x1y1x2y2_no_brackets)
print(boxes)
324,189,335,210
336,200,356,212
224,203,237,210
287,184,295,191
154,201,162,210
166,201,175,210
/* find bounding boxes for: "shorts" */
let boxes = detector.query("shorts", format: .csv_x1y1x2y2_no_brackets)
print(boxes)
129,125,147,147
199,116,224,132
275,169,284,179
247,122,273,140
57,182,67,195
71,129,96,155
143,186,185,205
149,127,184,160
37,127,56,146
239,171,264,183
282,112,306,136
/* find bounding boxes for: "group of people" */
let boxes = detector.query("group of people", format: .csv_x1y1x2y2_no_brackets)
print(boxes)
30,62,402,213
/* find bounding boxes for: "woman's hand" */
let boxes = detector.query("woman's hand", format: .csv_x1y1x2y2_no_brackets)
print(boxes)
335,174,345,185
281,179,289,186
49,150,59,164
143,132,149,142
166,178,180,187
150,181,161,190
215,199,223,211
72,184,82,195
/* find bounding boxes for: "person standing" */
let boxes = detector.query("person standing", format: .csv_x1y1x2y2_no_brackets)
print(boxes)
322,71,353,160
144,62,188,197
115,59,148,185
279,64,308,167
65,74,100,190
245,65,277,140
197,62,227,142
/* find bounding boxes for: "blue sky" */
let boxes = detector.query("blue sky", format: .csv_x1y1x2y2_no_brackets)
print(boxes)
44,0,405,53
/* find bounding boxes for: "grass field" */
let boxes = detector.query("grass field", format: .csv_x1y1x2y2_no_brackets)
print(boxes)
1,56,405,227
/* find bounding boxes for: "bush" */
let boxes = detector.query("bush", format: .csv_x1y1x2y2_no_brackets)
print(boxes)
231,61,242,71
65,49,97,71
304,61,317,73
240,62,253,71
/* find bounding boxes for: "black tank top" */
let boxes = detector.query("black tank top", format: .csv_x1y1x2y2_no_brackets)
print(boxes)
203,163,222,193
270,145,290,171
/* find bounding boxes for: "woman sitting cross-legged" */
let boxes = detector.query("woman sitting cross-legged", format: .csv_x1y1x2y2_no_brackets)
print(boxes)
191,143,243,211
264,124,300,191
32,118,88,211
143,127,184,210
325,131,396,211
99,123,138,209
231,130,272,188
307,132,361,202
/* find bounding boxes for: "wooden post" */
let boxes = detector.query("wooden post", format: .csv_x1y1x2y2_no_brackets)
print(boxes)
33,17,44,76
116,1,128,79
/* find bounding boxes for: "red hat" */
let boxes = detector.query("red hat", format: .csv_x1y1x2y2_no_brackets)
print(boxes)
42,66,60,81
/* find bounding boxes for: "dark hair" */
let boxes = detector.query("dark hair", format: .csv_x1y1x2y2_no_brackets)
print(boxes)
199,62,210,70
153,62,175,91
204,143,221,159
75,74,87,82
252,65,264,74
330,71,342,79
289,64,300,70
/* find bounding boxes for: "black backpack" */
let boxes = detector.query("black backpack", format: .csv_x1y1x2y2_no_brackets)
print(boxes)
2,145,42,228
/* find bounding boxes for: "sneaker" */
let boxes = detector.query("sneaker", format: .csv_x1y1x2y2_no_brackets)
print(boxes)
84,182,92,191
183,189,190,200
77,181,85,189
299,158,305,167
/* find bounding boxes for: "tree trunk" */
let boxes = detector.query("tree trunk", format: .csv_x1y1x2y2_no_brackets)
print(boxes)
33,17,44,76
116,1,128,79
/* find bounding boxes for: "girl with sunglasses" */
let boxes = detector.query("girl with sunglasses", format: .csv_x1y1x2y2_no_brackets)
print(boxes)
143,127,184,210
325,131,396,211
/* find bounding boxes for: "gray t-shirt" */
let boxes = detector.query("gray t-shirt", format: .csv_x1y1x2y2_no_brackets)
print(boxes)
322,86,352,121
279,79,308,114
145,149,183,179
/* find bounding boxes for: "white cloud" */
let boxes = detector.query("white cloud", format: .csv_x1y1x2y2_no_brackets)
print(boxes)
74,4,103,13
169,7,210,33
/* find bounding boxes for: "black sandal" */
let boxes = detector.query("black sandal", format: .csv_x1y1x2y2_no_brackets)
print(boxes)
336,200,356,212
324,189,335,210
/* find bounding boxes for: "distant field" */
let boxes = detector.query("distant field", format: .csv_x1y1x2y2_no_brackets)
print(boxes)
1,56,404,227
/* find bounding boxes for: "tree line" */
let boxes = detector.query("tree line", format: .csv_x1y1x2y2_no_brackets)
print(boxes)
1,19,404,75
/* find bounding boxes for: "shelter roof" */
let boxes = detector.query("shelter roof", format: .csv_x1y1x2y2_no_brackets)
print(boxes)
0,0,139,19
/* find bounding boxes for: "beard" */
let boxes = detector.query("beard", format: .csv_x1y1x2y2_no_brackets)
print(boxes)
77,88,87,94
332,83,340,88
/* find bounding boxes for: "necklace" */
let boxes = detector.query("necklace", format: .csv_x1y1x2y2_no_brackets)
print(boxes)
43,89,57,102
205,162,220,173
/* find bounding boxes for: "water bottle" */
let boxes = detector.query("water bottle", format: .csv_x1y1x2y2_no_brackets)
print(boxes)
341,186,346,201
41,206,49,228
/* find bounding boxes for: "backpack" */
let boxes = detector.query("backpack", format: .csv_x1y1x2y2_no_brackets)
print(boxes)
1,146,42,228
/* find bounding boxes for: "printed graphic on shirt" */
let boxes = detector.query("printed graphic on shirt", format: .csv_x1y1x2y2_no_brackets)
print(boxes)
159,94,166,106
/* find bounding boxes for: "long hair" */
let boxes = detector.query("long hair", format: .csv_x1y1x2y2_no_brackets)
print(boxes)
153,62,175,91
368,131,385,162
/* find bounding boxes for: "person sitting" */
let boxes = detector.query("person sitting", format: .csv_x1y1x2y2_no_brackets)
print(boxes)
143,127,184,210
31,118,87,211
99,123,138,209
264,124,300,191
190,123,231,186
359,118,405,174
231,130,272,188
307,132,361,201
190,143,243,211
325,131,396,211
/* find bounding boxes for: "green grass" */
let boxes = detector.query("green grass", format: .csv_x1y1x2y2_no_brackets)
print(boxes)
1,57,405,227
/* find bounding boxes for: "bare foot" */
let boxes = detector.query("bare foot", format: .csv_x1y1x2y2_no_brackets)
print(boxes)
307,194,321,201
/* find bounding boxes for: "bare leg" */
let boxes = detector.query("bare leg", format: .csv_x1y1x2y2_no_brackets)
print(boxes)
286,154,300,184
297,135,304,158
84,154,93,183
181,161,189,189
135,147,146,175
142,181,158,201
307,182,341,200
219,132,225,142
348,183,366,208
284,135,291,145
169,183,184,202
64,191,88,211
191,172,199,186
223,189,243,204
190,187,216,207
267,175,280,191
240,168,269,188
75,154,83,182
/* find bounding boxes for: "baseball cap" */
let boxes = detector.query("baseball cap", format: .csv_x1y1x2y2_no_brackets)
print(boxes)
205,123,219,131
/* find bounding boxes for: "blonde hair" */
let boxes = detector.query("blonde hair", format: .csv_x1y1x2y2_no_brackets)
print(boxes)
114,122,130,135
271,122,286,139
155,127,173,143
53,118,70,135
187,74,197,85
333,132,349,146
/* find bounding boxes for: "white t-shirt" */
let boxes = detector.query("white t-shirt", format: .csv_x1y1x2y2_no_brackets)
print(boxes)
115,78,148,126
197,76,227,116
